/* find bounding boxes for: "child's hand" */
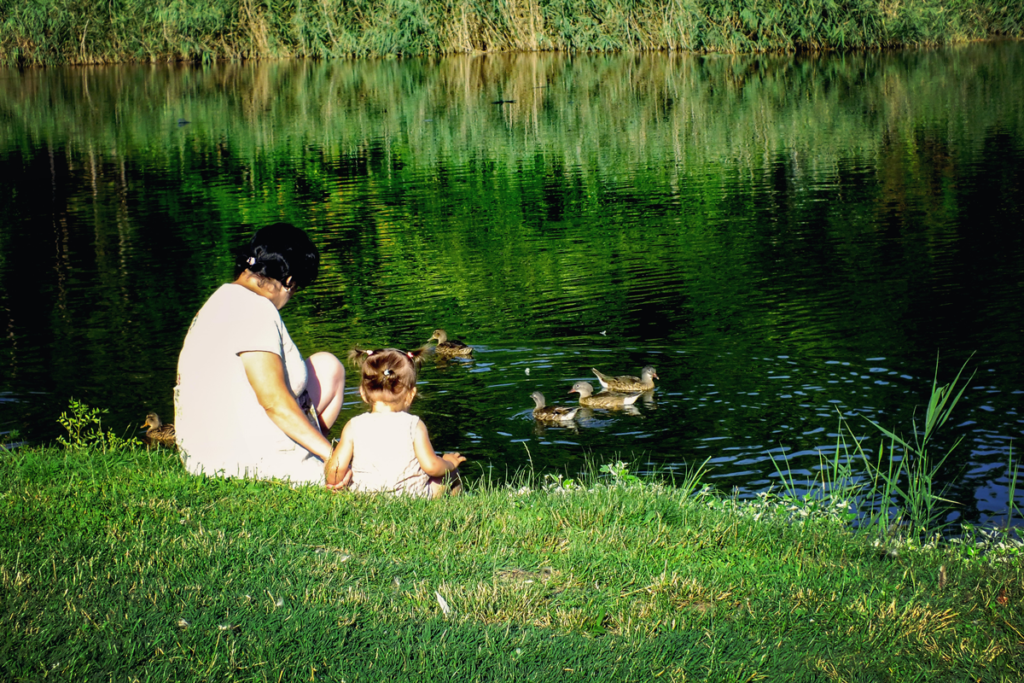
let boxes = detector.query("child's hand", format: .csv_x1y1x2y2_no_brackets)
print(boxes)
325,445,354,490
325,466,353,491
442,452,466,468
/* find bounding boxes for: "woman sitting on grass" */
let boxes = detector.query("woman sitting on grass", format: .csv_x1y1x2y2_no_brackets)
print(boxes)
325,348,464,498
175,223,346,484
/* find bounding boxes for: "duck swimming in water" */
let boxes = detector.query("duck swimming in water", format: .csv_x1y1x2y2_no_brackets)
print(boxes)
530,391,580,422
428,329,474,358
568,382,642,409
591,366,659,393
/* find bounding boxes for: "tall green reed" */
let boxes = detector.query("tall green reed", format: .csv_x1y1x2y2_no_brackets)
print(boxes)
858,356,974,539
1001,446,1021,535
771,357,990,542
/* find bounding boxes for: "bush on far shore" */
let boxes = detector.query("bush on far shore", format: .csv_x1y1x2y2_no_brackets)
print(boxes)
2,0,1023,66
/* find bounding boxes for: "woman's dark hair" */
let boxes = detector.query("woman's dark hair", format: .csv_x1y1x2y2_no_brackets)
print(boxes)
235,223,320,290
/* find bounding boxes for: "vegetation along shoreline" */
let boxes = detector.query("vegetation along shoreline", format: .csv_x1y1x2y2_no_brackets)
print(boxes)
1,0,1023,66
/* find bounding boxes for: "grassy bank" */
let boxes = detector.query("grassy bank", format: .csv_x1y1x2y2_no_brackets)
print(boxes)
1,437,1022,681
1,0,1022,65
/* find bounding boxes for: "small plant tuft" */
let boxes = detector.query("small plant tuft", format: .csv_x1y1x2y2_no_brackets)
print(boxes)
0,429,20,451
600,460,643,487
56,398,143,452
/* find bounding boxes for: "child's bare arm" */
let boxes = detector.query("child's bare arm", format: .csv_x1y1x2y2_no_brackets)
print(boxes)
325,422,355,489
412,420,465,477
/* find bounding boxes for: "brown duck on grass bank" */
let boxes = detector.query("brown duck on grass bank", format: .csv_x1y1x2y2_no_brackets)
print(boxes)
530,391,580,422
428,329,474,358
592,366,659,393
568,381,642,409
141,412,176,448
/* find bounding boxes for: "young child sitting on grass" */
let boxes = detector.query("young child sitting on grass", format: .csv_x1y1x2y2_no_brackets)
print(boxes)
325,347,464,498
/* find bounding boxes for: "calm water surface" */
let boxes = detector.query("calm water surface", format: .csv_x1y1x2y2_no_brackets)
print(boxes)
1,45,1022,525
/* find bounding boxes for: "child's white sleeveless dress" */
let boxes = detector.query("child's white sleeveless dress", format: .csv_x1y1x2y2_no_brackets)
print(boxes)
347,411,431,497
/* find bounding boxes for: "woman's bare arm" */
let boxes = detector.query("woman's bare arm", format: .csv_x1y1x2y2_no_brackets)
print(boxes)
240,350,333,461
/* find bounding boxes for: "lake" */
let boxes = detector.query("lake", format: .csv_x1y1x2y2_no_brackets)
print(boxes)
1,44,1022,526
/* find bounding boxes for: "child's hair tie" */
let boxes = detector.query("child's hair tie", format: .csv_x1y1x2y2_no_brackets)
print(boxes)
246,256,256,265
383,368,393,376
366,350,375,356
406,351,414,359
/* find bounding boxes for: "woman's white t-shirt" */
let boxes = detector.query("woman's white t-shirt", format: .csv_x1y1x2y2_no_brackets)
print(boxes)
347,411,431,497
174,283,324,483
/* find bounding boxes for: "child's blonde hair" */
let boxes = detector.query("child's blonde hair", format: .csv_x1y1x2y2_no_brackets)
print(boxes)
348,347,428,406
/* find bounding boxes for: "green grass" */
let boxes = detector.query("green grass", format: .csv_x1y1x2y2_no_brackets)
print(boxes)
1,0,1023,65
1,439,1022,681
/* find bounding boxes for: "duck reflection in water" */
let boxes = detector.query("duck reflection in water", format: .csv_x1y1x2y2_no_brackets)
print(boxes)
532,418,580,436
570,405,642,427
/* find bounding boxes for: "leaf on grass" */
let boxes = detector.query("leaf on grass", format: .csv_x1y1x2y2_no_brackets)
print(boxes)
435,591,452,616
